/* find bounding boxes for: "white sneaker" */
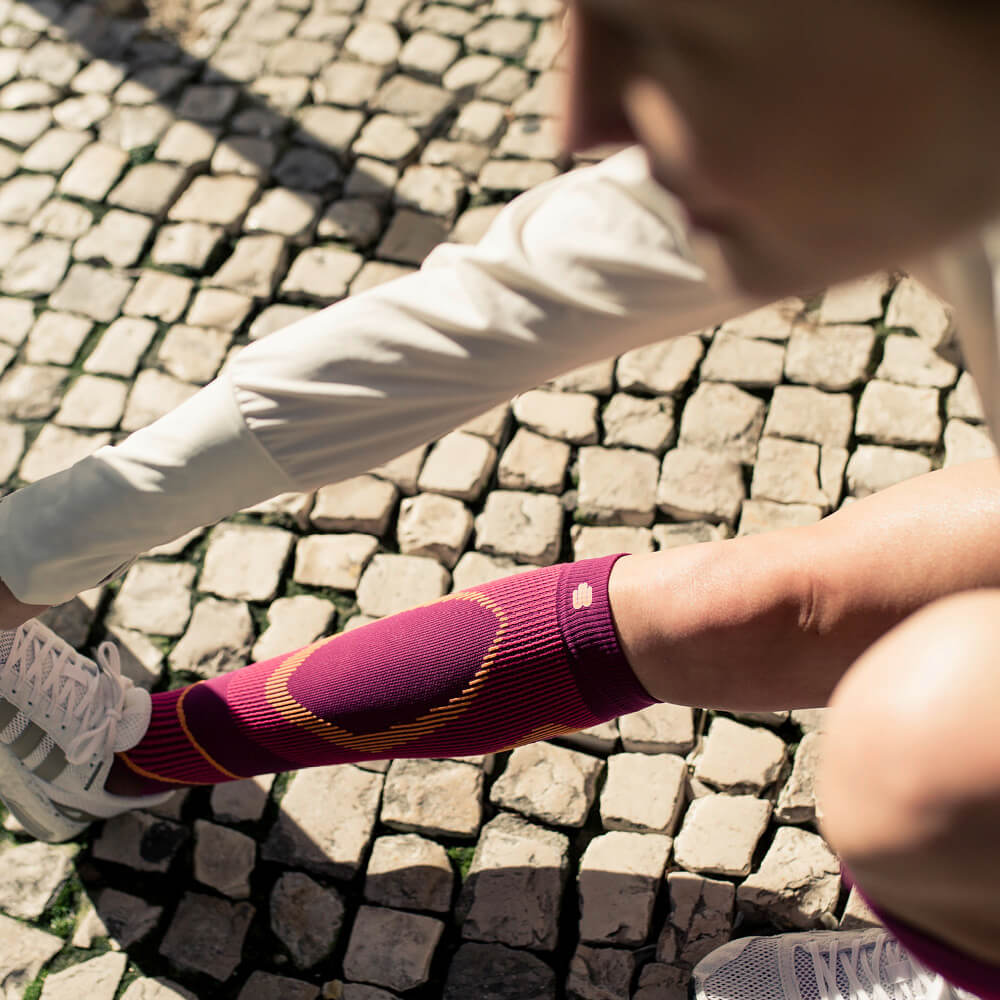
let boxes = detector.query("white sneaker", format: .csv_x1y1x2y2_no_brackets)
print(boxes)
693,928,975,1000
0,620,171,842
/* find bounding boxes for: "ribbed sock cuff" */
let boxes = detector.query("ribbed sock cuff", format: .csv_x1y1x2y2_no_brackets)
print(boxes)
557,554,658,719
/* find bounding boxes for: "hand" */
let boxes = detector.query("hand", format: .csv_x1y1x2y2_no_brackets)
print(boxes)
0,578,50,631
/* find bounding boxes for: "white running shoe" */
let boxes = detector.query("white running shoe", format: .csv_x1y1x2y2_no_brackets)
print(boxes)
693,928,976,1000
0,620,171,842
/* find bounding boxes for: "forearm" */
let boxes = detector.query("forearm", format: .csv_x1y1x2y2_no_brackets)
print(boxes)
611,457,1000,710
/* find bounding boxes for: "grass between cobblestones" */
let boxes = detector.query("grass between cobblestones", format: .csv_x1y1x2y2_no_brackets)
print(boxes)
68,321,108,377
23,944,114,1000
40,875,85,939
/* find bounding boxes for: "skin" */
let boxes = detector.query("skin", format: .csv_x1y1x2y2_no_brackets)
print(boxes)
0,582,46,631
820,591,1000,965
564,0,1000,296
611,460,1000,711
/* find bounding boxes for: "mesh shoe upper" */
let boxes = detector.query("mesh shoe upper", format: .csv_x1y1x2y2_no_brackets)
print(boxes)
694,929,966,1000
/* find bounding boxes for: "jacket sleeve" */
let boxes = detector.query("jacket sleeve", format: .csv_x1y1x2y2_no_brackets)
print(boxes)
0,147,760,606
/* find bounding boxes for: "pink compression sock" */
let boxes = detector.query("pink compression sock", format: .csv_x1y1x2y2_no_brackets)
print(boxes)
843,866,1000,998
113,554,656,793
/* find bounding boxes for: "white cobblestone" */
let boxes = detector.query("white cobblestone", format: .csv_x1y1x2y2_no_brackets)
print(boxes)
382,759,483,838
616,336,704,395
855,380,942,447
885,276,952,348
601,393,675,453
365,834,454,913
397,492,473,568
776,730,824,825
475,490,563,565
491,743,603,828
263,765,383,879
944,418,996,467
498,428,569,493
678,382,765,464
167,597,254,679
356,553,450,616
578,831,671,946
701,332,785,388
763,385,855,449
343,906,443,992
674,794,772,877
737,826,841,929
784,324,876,390
619,703,696,754
600,752,686,834
846,444,932,497
270,872,345,968
459,812,569,950
571,525,654,561
418,430,496,501
694,717,787,794
294,533,379,592
310,475,399,536
657,447,746,526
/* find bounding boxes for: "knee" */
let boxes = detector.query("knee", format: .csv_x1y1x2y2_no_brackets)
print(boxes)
818,591,1000,879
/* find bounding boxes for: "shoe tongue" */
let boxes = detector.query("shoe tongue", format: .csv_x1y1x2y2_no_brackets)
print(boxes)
14,627,97,711
885,960,911,984
113,686,150,752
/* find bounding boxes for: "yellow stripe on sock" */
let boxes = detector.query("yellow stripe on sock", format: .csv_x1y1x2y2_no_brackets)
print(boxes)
116,683,247,785
174,683,246,782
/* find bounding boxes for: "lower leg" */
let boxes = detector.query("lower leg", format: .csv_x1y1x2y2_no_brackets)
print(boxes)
819,590,1000,973
107,522,828,796
107,554,656,794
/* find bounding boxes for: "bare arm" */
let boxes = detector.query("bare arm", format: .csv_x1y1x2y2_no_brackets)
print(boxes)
610,457,1000,710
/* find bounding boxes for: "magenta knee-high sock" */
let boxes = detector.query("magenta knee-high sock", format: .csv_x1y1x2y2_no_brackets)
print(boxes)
112,554,656,793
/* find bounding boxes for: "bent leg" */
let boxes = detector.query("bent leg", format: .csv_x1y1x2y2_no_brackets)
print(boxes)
820,589,1000,968
111,459,1000,794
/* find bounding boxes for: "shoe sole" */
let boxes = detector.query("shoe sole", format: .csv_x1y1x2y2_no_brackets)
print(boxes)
0,742,86,842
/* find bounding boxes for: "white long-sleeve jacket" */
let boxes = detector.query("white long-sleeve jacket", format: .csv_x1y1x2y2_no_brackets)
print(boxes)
0,147,996,606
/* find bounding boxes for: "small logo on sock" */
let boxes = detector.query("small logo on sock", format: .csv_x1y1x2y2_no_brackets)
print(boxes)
571,582,593,610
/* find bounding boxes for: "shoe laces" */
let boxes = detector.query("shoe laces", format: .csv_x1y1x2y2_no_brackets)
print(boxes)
8,622,131,766
809,933,944,1000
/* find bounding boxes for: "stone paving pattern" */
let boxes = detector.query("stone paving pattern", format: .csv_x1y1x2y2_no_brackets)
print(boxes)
0,0,990,996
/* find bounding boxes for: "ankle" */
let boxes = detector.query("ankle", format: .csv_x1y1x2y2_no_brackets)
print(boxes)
0,579,50,631
105,755,175,798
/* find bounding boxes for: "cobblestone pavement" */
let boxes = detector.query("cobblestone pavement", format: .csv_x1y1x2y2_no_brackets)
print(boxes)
0,0,993,997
